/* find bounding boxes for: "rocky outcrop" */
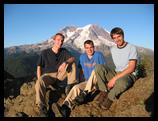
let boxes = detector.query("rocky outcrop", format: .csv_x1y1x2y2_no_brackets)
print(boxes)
4,70,153,117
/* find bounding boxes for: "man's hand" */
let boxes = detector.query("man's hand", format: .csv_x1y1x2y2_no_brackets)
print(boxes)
58,62,68,72
107,77,117,89
107,60,137,89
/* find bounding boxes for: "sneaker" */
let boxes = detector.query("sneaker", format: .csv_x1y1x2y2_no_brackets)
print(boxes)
74,90,88,105
99,98,113,110
56,102,71,117
95,91,108,104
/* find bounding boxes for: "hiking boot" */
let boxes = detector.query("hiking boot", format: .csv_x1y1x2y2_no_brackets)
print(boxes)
37,105,48,117
99,98,113,110
65,83,78,95
74,90,88,105
56,102,71,117
95,91,108,104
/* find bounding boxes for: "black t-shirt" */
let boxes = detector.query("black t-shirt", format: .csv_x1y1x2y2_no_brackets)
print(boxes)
37,48,73,74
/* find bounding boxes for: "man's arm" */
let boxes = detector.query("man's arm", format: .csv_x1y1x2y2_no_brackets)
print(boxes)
108,60,137,89
37,66,42,80
58,57,75,72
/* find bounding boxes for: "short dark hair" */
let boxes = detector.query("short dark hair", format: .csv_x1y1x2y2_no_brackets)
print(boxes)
84,40,94,47
52,33,65,41
110,27,124,39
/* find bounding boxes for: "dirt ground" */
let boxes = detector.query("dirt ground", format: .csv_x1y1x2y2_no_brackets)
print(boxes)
4,69,154,117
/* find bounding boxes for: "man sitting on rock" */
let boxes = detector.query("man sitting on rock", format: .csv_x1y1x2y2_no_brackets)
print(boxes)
35,33,77,117
55,40,106,117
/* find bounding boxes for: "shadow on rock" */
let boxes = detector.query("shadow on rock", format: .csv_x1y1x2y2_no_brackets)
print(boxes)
145,92,154,117
4,71,35,99
46,81,66,117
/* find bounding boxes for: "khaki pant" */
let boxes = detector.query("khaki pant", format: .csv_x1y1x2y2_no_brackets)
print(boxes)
35,63,77,106
63,71,98,109
95,64,136,101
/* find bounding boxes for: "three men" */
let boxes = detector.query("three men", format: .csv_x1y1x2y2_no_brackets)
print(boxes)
35,27,139,117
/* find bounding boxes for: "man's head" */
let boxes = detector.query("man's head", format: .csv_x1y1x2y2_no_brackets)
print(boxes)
52,33,65,49
84,40,95,56
110,27,125,47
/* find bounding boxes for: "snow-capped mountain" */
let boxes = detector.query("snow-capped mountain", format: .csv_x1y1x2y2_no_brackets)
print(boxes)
4,24,116,55
4,24,153,56
59,24,115,51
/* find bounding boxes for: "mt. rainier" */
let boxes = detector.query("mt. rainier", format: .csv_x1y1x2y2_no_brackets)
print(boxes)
4,24,115,55
59,24,115,51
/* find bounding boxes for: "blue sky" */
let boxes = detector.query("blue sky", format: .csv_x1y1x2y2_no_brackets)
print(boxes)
4,4,154,50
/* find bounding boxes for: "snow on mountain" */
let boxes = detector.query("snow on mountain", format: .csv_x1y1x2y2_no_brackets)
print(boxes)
5,24,152,56
59,24,115,51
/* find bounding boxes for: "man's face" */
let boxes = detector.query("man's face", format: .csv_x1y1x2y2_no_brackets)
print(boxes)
84,44,94,56
112,34,124,47
53,35,64,49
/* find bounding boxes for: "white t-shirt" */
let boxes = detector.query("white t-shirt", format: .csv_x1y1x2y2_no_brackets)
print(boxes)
110,43,138,72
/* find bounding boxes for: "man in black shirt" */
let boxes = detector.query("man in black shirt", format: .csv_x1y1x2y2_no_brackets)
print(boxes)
35,33,77,117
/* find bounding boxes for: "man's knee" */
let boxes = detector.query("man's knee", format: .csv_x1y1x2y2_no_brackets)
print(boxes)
95,64,108,72
95,64,103,72
72,84,80,91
